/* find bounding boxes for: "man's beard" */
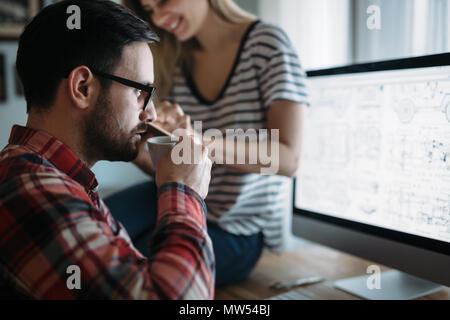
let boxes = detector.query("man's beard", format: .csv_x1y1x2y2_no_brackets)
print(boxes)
82,91,146,163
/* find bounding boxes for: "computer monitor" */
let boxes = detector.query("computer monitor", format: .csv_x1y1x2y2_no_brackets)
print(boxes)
293,53,450,300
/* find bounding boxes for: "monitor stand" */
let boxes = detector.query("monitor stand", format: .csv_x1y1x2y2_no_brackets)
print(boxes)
334,270,443,300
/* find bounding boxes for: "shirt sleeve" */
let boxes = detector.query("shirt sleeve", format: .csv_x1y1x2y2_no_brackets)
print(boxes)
254,24,310,110
0,175,214,300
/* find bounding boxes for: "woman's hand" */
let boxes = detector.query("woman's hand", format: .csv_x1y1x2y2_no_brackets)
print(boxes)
154,100,204,144
154,101,193,135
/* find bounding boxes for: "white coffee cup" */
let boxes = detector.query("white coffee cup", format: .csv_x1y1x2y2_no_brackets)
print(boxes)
147,136,178,169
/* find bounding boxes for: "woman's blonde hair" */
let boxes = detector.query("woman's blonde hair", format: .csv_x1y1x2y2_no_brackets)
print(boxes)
123,0,255,101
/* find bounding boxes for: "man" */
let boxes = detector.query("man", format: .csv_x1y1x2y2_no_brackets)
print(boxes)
0,0,214,299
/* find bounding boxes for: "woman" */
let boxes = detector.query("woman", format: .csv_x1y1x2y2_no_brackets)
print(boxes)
106,0,309,287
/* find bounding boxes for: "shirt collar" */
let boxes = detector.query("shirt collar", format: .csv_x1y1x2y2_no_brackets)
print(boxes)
8,125,98,192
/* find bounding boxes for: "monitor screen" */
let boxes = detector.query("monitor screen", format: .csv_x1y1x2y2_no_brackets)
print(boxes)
295,59,450,244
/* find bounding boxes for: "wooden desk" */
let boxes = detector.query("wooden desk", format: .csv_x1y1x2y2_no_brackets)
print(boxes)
214,244,450,300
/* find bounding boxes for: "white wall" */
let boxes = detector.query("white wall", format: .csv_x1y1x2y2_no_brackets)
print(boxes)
353,0,449,63
259,0,450,67
259,0,353,70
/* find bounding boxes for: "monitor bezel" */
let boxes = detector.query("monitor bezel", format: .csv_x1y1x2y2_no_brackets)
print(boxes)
294,52,450,257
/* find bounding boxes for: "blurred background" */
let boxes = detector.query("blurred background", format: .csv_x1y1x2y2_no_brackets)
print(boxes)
0,0,449,247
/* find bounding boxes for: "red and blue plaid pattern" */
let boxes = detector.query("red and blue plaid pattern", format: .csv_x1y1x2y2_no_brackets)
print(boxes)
0,125,214,299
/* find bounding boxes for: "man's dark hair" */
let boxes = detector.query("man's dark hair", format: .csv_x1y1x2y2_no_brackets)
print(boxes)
16,0,159,112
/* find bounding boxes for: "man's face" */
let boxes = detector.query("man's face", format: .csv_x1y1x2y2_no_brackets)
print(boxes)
83,42,156,162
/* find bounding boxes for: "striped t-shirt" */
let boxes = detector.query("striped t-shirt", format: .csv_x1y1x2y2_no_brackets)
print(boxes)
166,20,309,250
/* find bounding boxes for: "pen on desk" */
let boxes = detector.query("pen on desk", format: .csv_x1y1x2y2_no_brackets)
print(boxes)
269,276,325,290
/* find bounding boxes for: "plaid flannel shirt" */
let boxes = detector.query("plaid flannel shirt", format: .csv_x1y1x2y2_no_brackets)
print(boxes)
0,125,215,299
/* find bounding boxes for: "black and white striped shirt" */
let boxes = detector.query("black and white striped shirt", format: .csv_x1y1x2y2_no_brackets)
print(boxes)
167,20,309,250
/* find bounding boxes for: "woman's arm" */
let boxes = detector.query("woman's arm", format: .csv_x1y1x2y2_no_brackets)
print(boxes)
266,100,305,177
206,100,305,177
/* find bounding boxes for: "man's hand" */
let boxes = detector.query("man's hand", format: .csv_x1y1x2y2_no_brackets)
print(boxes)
133,131,156,176
156,135,212,199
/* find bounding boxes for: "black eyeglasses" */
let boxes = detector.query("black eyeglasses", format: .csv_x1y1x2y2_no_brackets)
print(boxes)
92,70,156,111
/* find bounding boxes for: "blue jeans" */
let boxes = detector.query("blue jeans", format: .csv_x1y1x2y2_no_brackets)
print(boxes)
103,180,264,287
